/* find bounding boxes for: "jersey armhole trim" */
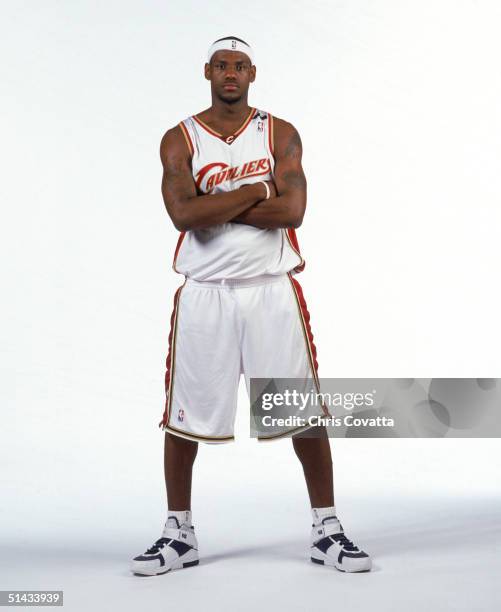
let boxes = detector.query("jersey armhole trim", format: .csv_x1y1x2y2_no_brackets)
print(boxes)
178,121,195,157
268,113,275,157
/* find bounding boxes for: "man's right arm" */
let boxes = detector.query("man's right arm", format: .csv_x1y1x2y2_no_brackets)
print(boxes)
160,126,274,231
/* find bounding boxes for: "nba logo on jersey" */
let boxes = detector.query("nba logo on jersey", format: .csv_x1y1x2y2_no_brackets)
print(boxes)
178,409,185,422
258,121,264,132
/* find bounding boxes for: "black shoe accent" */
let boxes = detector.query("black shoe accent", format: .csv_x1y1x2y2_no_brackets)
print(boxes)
144,537,171,556
311,557,325,565
183,560,199,568
167,516,181,528
331,532,360,552
338,550,369,563
168,539,192,556
314,536,335,554
133,553,165,567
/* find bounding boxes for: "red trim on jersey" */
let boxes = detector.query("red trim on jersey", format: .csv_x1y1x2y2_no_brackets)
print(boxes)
193,114,220,137
268,113,275,156
172,232,186,273
233,106,255,136
159,284,184,428
178,121,194,156
193,107,255,144
286,228,306,273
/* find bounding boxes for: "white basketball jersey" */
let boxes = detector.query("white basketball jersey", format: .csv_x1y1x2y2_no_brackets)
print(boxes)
172,107,305,281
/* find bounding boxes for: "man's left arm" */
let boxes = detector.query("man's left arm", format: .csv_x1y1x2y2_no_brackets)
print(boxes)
231,118,306,229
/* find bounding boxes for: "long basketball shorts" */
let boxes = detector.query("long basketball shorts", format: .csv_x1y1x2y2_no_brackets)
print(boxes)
158,272,324,443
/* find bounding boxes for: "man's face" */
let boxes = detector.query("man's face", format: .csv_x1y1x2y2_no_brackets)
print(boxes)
205,50,256,103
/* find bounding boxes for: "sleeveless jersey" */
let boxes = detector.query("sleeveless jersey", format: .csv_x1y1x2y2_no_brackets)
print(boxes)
172,107,305,281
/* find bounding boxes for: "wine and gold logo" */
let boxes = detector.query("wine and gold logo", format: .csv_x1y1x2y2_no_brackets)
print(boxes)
195,158,272,193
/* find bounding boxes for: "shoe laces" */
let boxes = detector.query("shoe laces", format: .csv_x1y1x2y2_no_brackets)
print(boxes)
331,532,359,552
145,537,170,555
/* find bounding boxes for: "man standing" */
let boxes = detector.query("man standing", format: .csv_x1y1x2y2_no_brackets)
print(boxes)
131,36,372,575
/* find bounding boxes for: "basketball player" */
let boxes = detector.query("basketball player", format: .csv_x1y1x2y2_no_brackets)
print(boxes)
131,37,372,575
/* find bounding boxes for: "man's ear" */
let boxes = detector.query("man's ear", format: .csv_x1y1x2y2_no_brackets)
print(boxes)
204,62,211,81
250,65,256,83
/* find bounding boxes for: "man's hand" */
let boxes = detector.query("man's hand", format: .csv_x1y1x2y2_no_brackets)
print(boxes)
239,179,277,200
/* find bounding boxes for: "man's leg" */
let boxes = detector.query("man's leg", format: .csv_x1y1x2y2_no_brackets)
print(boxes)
130,433,200,576
132,279,239,577
164,432,198,509
293,426,372,572
292,426,334,507
239,275,372,571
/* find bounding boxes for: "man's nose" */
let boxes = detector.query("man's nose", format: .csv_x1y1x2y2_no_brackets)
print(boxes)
224,67,238,79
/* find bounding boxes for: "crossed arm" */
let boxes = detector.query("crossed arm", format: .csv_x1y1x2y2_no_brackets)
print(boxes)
160,117,306,231
231,119,307,229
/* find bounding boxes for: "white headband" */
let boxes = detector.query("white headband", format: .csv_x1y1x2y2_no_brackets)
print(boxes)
207,39,254,64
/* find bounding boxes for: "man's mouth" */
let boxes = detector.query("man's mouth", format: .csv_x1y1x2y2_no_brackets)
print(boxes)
223,84,238,91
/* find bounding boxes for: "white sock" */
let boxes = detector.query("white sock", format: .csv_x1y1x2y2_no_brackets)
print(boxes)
164,510,192,533
311,506,340,527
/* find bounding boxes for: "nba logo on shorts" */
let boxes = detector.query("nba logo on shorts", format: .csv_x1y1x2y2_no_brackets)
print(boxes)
178,409,185,422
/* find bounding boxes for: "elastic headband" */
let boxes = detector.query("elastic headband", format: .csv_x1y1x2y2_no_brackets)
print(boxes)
207,39,254,64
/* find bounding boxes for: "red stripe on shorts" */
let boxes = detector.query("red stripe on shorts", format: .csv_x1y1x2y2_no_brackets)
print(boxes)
289,274,319,373
159,284,184,428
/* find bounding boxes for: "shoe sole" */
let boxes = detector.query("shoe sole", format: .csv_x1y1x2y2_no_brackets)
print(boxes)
132,553,199,577
311,555,372,573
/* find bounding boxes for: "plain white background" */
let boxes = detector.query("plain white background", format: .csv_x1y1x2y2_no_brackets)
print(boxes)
1,1,500,610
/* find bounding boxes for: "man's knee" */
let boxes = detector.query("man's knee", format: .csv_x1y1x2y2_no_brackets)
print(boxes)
165,432,199,460
292,431,332,468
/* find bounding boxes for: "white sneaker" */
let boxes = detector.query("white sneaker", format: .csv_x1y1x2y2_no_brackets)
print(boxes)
131,521,199,576
310,518,372,573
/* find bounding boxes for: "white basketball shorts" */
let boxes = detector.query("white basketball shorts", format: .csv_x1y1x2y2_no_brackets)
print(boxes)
158,272,324,443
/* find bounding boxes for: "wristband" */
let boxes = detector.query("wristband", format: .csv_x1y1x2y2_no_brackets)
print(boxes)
259,180,271,200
